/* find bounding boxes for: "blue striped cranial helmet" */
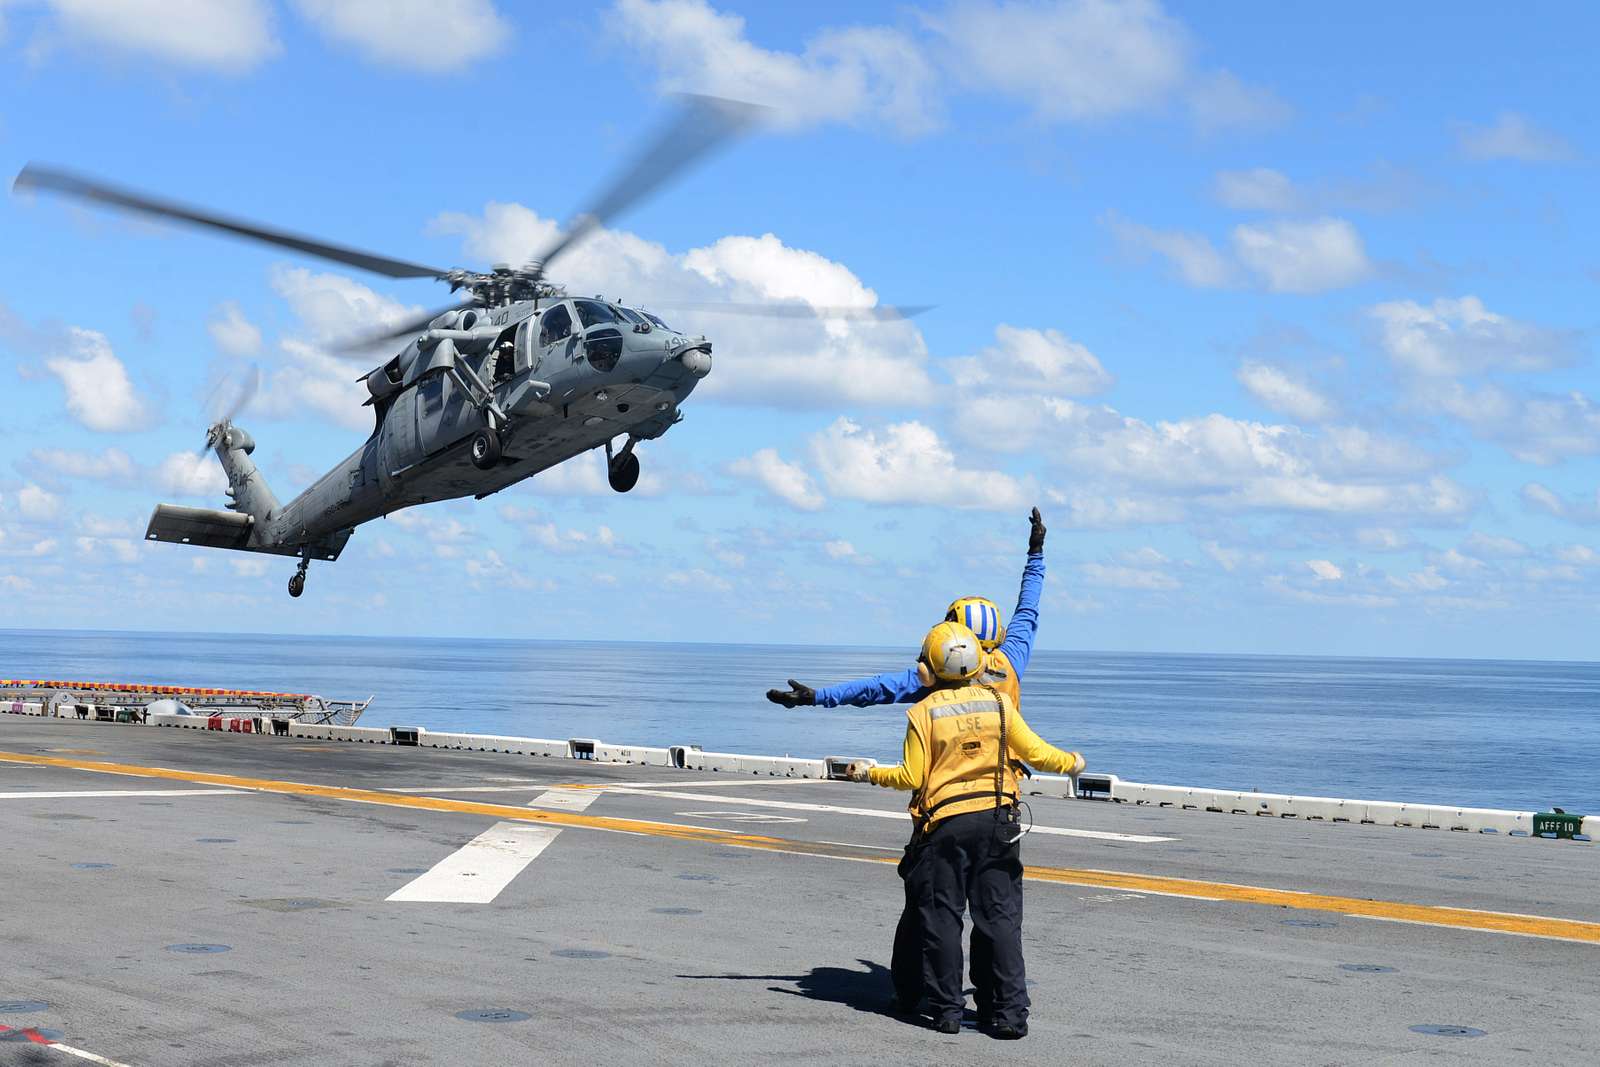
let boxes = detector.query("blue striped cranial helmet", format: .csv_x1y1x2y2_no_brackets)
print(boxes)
945,596,1004,651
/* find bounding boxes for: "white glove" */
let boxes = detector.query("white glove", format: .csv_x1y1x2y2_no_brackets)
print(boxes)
845,761,872,783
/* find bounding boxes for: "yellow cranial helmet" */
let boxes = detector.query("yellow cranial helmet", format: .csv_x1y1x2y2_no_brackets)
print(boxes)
920,621,985,683
945,596,1004,651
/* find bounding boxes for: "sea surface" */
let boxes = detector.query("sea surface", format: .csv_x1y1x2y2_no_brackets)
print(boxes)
3,629,1597,813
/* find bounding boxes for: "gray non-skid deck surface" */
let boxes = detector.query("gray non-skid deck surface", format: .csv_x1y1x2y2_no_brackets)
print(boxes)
3,717,1598,1066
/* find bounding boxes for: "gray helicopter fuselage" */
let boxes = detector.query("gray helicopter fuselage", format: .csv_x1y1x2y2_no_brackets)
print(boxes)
236,297,710,556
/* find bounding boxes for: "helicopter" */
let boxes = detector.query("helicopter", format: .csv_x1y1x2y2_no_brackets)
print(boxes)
15,97,920,598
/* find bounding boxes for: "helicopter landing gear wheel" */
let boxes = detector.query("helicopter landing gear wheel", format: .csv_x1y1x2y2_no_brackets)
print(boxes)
470,427,502,470
288,557,309,598
608,451,640,493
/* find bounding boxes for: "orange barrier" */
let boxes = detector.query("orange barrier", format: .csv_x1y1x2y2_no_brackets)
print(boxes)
0,679,312,700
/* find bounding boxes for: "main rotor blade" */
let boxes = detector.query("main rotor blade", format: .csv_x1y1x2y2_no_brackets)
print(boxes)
648,301,933,322
14,164,449,280
533,95,764,275
331,299,479,355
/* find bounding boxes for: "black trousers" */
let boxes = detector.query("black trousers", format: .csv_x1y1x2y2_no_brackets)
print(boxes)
908,808,1028,1027
891,840,998,1015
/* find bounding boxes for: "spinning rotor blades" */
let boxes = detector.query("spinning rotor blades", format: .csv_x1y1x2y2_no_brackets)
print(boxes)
14,164,448,280
650,301,932,322
531,94,765,277
334,299,480,355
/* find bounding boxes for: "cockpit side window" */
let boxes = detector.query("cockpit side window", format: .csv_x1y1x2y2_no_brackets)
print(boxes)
573,299,618,328
539,304,573,347
614,306,646,325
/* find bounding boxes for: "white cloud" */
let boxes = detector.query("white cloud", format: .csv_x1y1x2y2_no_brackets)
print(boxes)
1522,482,1600,525
948,324,1113,397
1371,296,1576,378
1235,361,1337,422
1035,399,1470,520
1187,69,1291,134
434,204,936,407
45,328,150,432
1430,382,1600,466
729,448,824,511
1106,212,1234,287
1460,532,1529,559
231,557,269,577
1355,527,1412,552
45,0,279,72
1457,111,1575,163
930,0,1188,122
1081,561,1178,590
1213,168,1300,212
17,483,62,521
251,267,424,431
808,417,1030,510
207,300,262,357
1306,559,1342,581
155,452,227,497
27,446,138,483
1230,217,1371,293
610,0,937,134
291,0,508,73
1555,544,1599,566
75,535,140,563
664,567,733,594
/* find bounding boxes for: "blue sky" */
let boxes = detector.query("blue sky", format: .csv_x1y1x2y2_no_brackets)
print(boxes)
0,0,1596,659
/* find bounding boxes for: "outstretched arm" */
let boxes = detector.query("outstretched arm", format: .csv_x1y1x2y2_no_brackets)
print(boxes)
1007,707,1084,776
995,507,1047,678
812,665,930,708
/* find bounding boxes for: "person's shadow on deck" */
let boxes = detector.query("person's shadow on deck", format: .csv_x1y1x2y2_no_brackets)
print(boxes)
676,959,910,1023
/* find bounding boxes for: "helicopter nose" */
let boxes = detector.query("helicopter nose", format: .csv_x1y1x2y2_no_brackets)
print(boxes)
676,342,712,378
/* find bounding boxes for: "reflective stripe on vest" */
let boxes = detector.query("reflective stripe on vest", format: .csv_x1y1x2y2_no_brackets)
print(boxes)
907,684,1022,829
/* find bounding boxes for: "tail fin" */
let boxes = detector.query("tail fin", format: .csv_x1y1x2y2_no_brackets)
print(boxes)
144,423,294,557
207,423,279,524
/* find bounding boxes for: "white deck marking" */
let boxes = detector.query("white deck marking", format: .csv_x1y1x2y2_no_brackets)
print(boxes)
45,1041,137,1067
0,789,244,800
608,787,1174,843
527,787,600,812
387,822,562,903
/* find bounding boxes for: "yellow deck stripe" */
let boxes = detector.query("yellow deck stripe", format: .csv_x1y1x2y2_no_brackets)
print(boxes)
5,748,1599,945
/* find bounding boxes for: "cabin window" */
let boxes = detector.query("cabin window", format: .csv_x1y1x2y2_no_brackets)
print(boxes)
573,299,618,328
420,375,444,417
490,324,517,384
539,304,573,347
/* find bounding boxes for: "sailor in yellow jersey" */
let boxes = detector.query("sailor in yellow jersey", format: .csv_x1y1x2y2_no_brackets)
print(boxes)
847,621,1085,1039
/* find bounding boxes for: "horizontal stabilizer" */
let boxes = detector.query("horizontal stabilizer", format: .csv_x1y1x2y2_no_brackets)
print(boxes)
145,504,257,551
145,503,356,561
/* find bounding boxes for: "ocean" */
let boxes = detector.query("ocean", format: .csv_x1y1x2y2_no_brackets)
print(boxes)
3,629,1596,813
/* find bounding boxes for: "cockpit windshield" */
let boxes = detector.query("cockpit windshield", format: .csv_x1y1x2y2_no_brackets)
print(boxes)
613,306,647,325
573,299,618,327
642,311,672,330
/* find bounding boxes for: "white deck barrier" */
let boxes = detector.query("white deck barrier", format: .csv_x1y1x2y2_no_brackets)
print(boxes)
1091,777,1541,836
80,712,1581,842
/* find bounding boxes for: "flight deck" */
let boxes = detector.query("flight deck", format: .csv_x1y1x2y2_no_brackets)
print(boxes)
3,715,1600,1066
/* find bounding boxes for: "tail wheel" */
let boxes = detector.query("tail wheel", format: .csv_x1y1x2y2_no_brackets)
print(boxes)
470,427,502,470
608,451,640,493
